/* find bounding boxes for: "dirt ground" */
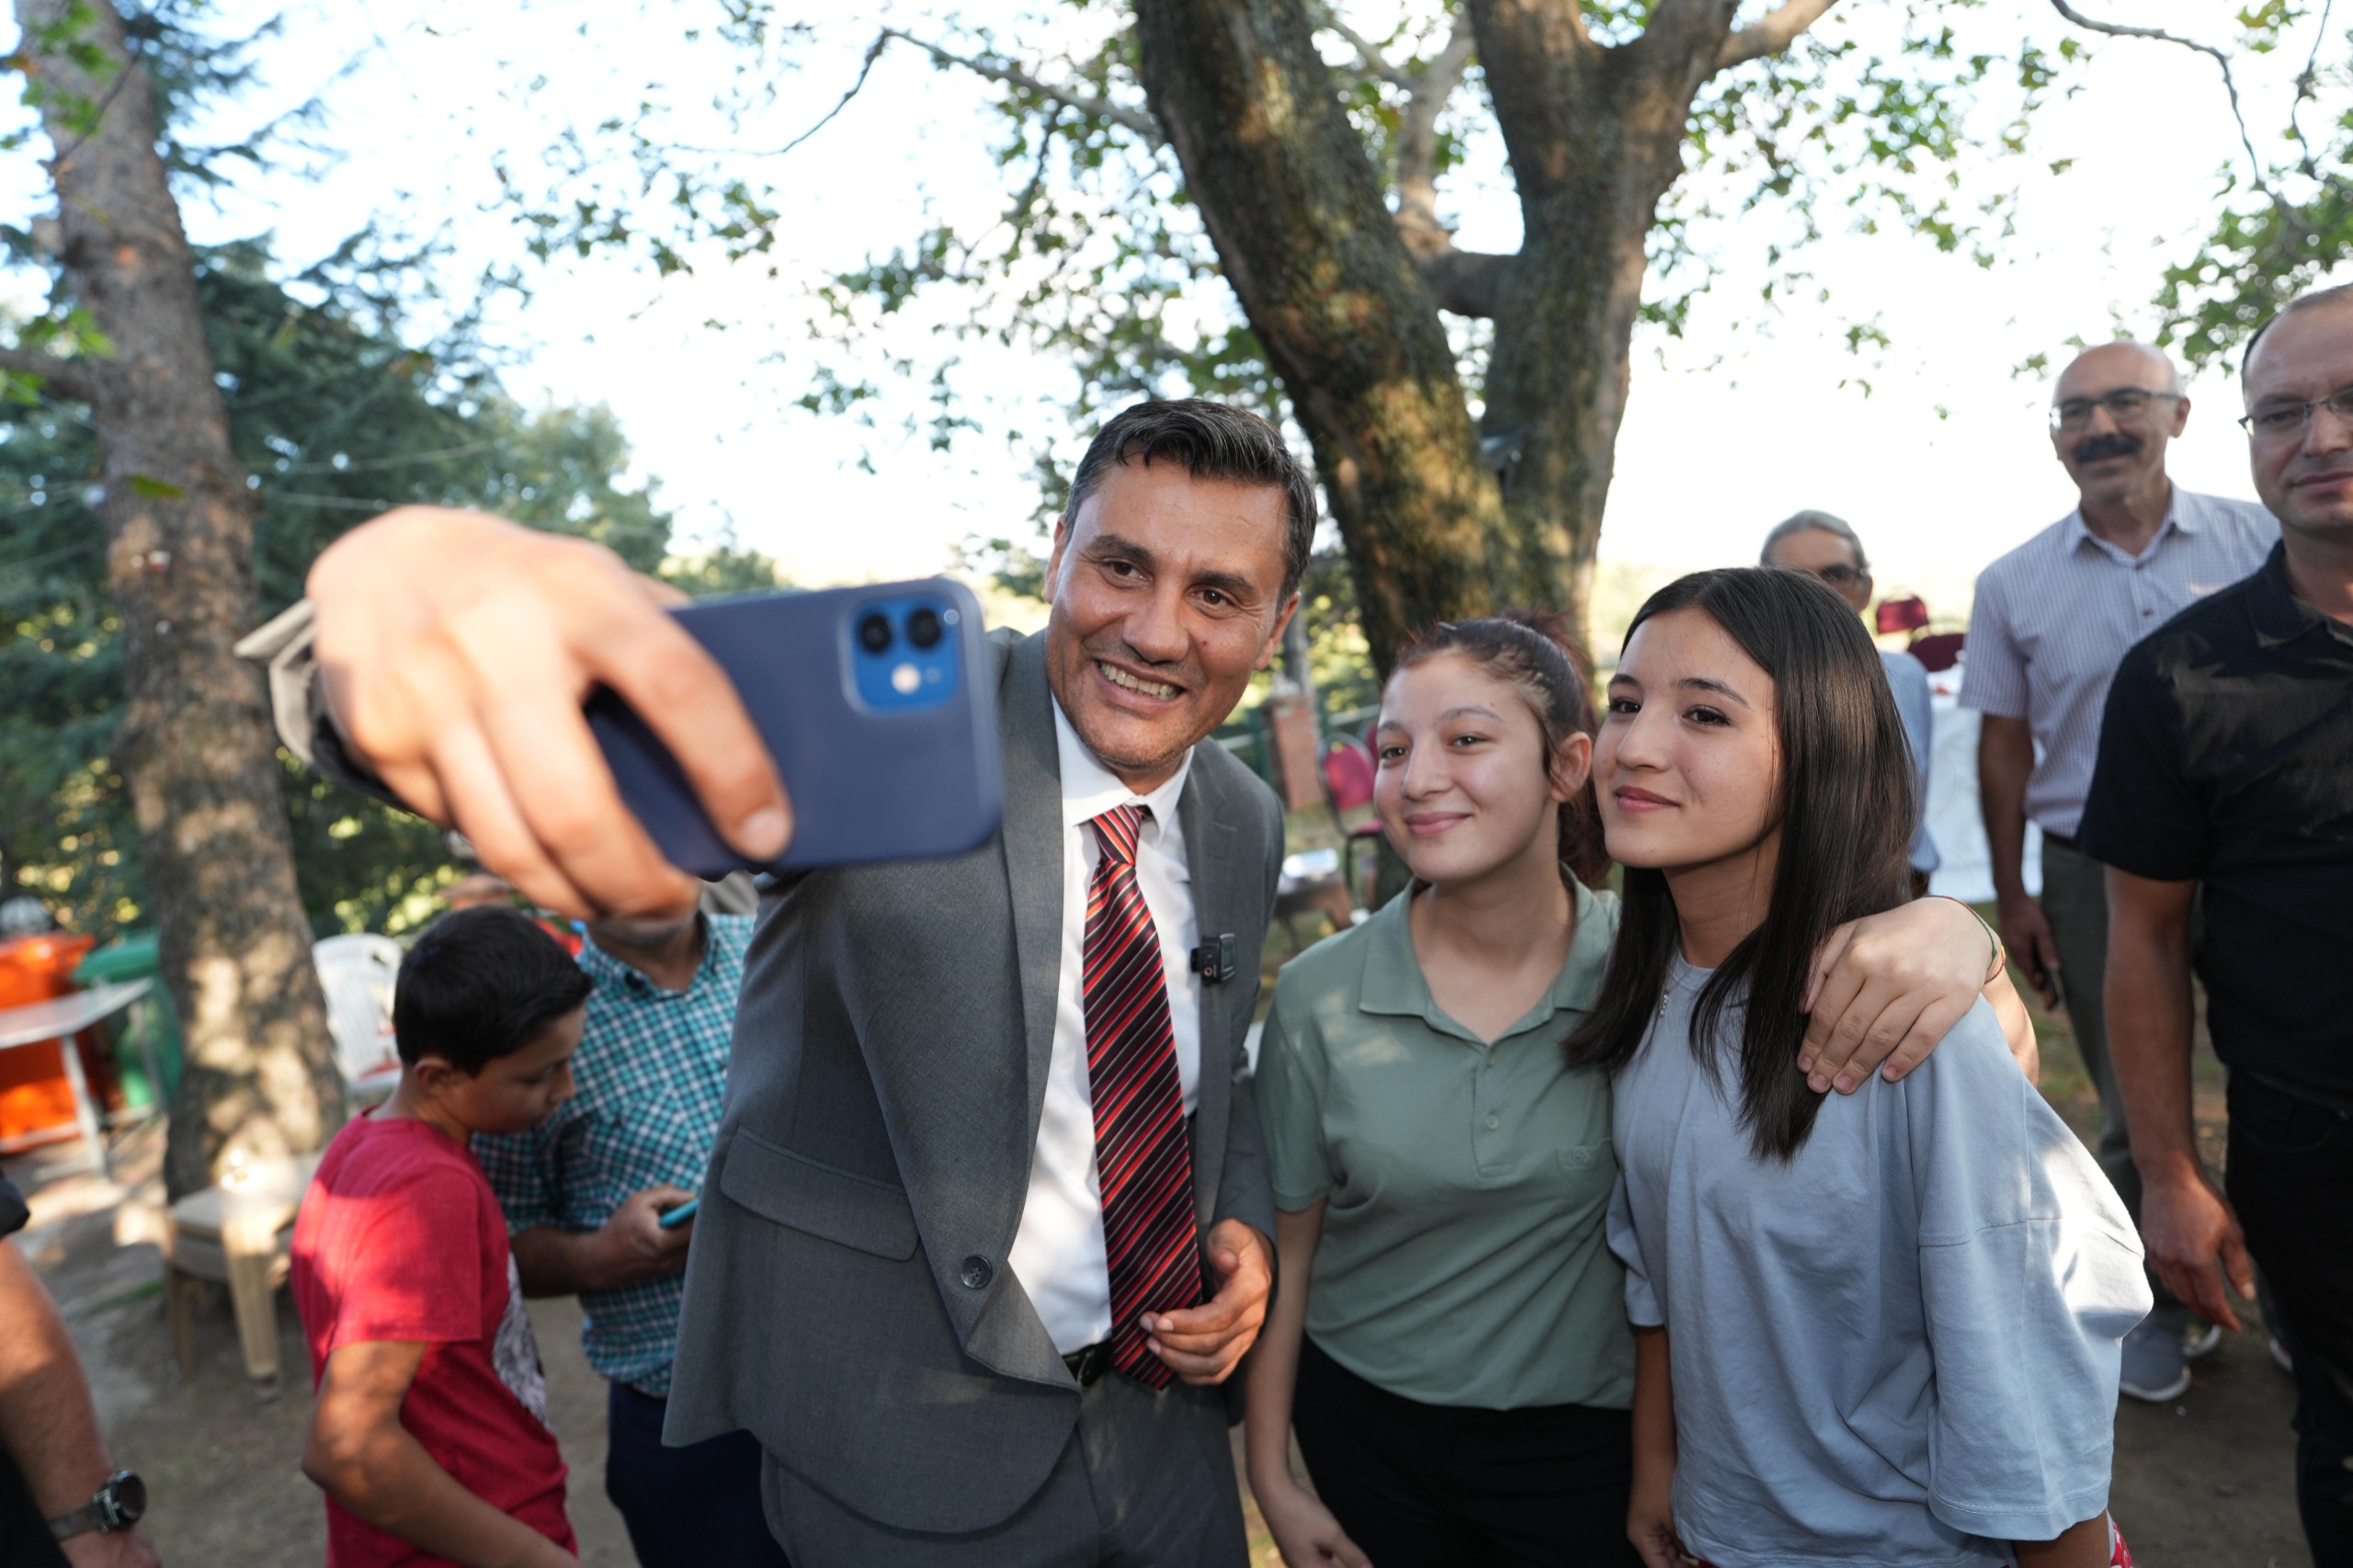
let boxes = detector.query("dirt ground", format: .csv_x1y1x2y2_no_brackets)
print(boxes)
8,964,2305,1568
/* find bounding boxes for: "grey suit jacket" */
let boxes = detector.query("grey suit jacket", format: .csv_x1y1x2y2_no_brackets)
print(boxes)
661,629,1284,1534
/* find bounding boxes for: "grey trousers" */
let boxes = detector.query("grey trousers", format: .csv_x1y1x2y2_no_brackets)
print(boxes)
2042,835,2185,1318
760,1372,1248,1567
2040,836,2137,1210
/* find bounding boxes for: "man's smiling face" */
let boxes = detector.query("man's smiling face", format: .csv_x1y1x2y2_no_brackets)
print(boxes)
1041,455,1297,792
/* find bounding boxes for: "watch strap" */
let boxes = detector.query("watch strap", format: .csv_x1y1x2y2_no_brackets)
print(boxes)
47,1498,106,1541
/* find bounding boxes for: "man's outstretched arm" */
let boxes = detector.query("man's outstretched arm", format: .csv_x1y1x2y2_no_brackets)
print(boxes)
268,506,790,918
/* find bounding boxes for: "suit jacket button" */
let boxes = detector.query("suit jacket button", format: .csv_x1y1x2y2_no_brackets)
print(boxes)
959,1256,992,1290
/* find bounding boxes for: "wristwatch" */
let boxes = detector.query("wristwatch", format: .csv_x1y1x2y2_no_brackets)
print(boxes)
48,1471,146,1540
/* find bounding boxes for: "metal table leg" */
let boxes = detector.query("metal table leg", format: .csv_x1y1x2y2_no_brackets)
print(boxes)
51,1029,108,1181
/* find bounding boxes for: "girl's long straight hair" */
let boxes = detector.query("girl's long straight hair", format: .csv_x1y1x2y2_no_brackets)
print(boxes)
1563,568,1915,1161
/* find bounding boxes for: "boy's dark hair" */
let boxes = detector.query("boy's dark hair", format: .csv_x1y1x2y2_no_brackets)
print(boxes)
1063,399,1319,600
392,906,591,1074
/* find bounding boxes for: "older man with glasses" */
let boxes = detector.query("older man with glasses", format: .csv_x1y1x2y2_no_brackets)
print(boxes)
1760,510,1939,895
1960,339,2277,1404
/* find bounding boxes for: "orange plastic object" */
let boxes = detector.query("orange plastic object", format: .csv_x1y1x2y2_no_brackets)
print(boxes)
0,932,121,1146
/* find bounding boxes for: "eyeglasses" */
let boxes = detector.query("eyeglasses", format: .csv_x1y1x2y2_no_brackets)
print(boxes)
1809,562,1869,586
2051,388,2180,431
2238,385,2353,441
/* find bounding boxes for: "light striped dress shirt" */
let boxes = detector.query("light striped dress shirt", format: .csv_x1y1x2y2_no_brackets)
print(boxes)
1959,487,2277,838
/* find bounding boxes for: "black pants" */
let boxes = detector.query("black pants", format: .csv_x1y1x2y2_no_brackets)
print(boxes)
606,1381,792,1568
2226,1073,2353,1564
1290,1335,1640,1568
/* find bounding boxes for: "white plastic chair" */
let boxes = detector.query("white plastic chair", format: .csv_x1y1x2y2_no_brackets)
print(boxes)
313,934,404,1099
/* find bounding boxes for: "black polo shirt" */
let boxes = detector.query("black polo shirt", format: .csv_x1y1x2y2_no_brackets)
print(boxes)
2078,541,2353,1102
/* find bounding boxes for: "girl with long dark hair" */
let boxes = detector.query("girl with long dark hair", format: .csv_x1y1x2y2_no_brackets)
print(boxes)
1245,612,2037,1568
1581,569,2147,1568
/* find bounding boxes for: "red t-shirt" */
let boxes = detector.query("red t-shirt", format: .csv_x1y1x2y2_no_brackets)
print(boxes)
291,1110,574,1566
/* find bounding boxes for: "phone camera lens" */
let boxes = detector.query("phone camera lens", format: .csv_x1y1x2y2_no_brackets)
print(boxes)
858,612,894,653
907,606,943,649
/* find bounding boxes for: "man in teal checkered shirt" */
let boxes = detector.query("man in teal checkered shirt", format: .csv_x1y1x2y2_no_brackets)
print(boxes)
476,897,788,1567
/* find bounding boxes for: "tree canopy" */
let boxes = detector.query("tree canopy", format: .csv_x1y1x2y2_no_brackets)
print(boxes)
0,236,773,942
478,1,2343,659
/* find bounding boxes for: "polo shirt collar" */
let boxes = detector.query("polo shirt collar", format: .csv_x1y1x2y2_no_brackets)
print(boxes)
1051,698,1193,835
2246,540,2351,650
1357,878,1610,1043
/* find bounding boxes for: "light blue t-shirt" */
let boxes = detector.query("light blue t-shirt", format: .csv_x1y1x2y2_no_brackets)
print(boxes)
1607,958,2149,1567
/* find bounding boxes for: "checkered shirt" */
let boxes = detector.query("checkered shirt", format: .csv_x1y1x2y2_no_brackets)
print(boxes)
475,913,751,1395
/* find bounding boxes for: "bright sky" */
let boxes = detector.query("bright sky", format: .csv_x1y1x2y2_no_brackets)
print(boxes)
1,1,2324,625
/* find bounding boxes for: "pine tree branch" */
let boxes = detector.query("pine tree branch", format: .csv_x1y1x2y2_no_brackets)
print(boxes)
2047,0,2279,206
878,28,1165,145
1715,0,1839,71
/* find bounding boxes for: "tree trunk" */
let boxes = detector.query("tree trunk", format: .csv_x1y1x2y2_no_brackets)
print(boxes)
14,0,346,1198
1132,0,1513,672
1471,0,1735,642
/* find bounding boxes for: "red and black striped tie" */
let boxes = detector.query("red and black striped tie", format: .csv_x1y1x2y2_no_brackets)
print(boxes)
1083,803,1200,1389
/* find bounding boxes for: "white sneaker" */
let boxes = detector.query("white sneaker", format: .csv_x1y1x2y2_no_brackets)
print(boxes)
2183,1321,2223,1361
2120,1319,2191,1403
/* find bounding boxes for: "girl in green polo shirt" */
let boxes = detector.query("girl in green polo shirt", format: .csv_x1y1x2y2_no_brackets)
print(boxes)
1245,613,2036,1568
1247,613,1641,1568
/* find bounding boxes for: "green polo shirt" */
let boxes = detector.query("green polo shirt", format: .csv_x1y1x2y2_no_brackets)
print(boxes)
1256,881,1632,1410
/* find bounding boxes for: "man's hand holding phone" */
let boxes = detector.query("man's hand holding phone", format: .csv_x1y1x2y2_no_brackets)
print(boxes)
307,506,792,919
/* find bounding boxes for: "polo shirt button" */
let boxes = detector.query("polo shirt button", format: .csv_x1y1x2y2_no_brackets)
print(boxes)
1484,1113,1500,1131
959,1256,992,1290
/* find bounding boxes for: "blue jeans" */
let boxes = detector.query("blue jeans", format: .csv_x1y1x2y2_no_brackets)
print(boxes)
607,1381,791,1568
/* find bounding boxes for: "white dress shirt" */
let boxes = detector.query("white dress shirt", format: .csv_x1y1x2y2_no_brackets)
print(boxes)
1008,700,1202,1355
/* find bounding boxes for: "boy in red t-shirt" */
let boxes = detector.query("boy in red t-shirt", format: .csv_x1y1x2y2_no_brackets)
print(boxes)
293,906,593,1567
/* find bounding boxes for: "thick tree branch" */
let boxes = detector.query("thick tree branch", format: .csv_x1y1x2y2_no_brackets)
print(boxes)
1716,0,1838,71
879,28,1164,145
0,345,102,403
1394,10,1479,257
2047,1,2278,206
1416,246,1511,318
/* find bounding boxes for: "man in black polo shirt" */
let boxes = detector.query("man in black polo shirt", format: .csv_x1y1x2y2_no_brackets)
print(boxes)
2082,282,2353,1562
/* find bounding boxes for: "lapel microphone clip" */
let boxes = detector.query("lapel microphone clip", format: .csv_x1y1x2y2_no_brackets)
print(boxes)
1189,933,1237,985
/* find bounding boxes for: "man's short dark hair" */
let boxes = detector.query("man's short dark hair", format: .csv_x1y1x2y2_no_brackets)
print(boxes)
1063,399,1318,601
392,905,591,1074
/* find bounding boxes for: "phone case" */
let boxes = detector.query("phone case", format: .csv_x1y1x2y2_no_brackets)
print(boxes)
586,578,1005,875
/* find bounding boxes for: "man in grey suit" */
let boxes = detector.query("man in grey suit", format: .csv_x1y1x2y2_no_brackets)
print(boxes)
658,403,1303,1560
257,399,2032,1564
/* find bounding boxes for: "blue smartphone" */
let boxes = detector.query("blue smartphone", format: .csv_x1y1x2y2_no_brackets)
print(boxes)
657,1197,699,1230
586,578,1004,876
